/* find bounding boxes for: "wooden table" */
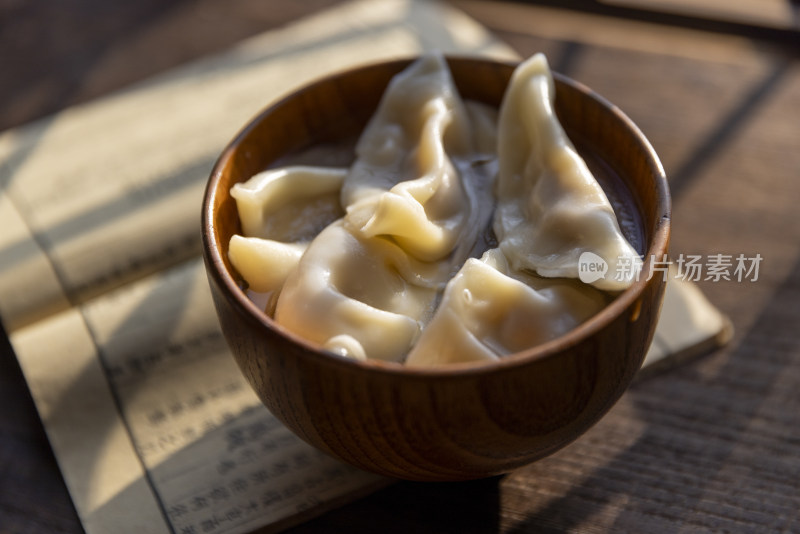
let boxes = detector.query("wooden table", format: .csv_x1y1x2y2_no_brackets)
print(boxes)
1,1,798,532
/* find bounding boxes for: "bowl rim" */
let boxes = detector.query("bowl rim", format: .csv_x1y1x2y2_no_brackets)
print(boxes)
202,55,671,378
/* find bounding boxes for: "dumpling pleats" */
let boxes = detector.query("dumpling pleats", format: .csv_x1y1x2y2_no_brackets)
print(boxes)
343,54,496,270
275,222,437,362
494,53,641,291
405,249,609,366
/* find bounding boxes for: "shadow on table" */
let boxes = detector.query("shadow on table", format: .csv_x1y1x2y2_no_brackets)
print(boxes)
288,476,503,534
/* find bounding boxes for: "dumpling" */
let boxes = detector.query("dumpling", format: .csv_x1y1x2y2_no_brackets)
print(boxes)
342,54,496,273
274,222,438,362
405,249,609,366
493,54,641,291
228,236,307,293
231,166,347,241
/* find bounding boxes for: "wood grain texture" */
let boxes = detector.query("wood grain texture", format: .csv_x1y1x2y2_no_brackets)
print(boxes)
2,0,799,532
202,57,670,481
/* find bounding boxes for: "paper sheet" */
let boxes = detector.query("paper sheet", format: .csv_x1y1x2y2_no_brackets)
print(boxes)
12,259,385,534
0,1,730,533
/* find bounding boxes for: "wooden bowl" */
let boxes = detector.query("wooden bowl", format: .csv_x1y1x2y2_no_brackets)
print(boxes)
202,56,670,481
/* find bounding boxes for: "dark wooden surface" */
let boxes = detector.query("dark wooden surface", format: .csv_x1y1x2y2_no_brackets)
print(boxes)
2,0,799,532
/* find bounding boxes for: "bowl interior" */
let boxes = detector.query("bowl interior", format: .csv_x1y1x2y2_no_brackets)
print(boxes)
203,56,670,373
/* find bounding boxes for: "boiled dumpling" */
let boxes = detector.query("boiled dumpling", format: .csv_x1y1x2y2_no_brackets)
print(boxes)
228,236,307,316
342,54,496,273
274,222,438,362
494,53,641,291
231,166,347,241
405,249,608,366
228,236,306,293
